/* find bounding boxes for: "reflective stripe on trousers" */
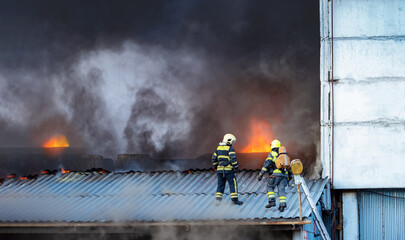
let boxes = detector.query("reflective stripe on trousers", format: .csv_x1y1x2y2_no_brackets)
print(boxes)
266,176,288,201
267,191,275,199
216,171,238,199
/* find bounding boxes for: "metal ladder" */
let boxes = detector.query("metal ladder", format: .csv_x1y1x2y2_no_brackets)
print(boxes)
294,175,331,240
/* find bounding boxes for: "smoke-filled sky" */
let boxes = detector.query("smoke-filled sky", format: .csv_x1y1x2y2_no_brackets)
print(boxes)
0,0,319,161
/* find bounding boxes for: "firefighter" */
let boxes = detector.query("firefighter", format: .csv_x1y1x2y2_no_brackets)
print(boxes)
211,133,243,206
257,139,291,212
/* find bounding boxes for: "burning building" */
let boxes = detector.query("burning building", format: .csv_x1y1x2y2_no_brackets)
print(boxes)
0,134,113,177
0,0,320,170
0,0,349,239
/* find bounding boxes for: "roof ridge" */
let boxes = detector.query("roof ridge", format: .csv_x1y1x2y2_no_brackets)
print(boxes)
148,192,262,197
0,191,268,197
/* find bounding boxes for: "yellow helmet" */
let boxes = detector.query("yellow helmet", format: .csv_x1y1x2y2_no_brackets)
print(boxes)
270,139,281,149
223,133,236,145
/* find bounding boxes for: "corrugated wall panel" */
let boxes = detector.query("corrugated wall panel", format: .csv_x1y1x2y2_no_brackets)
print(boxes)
359,189,405,240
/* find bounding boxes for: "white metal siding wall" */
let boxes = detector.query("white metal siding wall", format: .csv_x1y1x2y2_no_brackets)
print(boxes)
358,189,405,240
320,0,405,189
342,192,360,240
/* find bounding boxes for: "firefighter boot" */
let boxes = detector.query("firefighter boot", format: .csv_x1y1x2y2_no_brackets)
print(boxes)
278,202,287,212
265,198,276,208
215,198,222,206
232,198,243,206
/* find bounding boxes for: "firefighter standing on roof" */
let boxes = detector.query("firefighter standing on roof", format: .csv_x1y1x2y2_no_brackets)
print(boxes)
257,139,291,211
211,133,243,206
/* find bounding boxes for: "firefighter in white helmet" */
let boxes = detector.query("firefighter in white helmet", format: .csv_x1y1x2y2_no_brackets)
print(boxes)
211,133,243,206
258,139,291,211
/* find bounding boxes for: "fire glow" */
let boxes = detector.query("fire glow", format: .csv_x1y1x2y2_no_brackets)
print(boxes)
241,118,274,153
43,135,69,148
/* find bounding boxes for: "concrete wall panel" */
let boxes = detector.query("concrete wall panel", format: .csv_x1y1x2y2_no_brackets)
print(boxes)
333,124,405,189
334,80,405,122
333,40,405,80
333,0,405,37
321,0,405,188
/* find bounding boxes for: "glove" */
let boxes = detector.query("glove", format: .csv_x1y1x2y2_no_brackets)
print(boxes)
258,174,263,181
234,167,239,173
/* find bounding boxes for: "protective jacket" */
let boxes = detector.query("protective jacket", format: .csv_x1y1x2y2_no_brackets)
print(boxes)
211,143,239,172
260,148,291,178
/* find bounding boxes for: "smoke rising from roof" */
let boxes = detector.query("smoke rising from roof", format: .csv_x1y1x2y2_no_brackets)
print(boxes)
0,0,319,172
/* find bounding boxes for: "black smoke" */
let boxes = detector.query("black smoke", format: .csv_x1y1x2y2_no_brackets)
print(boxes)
0,0,319,170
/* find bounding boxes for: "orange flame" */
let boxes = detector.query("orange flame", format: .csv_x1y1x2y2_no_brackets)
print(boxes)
43,135,69,148
60,168,70,174
241,118,274,153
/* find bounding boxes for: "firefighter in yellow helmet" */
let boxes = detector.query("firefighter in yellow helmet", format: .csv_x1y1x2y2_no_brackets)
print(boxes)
257,139,291,211
211,133,243,206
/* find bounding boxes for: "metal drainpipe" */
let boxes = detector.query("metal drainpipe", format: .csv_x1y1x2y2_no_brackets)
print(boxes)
330,0,335,188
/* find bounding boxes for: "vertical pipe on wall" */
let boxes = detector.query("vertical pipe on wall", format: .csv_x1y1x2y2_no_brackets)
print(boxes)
330,0,335,187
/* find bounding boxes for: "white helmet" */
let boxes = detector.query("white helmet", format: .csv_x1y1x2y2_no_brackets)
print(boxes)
222,133,236,145
270,139,281,149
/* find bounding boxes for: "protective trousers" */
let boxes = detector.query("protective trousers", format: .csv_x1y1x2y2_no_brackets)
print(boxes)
216,171,238,200
266,176,288,205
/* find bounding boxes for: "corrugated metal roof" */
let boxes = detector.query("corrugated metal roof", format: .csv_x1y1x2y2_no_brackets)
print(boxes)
0,170,328,223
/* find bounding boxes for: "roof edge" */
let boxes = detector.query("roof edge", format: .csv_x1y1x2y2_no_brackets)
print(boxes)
0,219,311,228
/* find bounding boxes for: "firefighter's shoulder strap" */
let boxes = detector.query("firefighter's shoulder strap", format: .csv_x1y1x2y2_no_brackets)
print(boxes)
275,146,290,169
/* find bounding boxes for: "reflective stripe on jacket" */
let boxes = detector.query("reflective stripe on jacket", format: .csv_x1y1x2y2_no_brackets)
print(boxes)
211,143,238,171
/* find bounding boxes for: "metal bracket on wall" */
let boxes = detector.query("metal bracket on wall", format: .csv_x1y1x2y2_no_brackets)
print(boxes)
328,71,339,82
